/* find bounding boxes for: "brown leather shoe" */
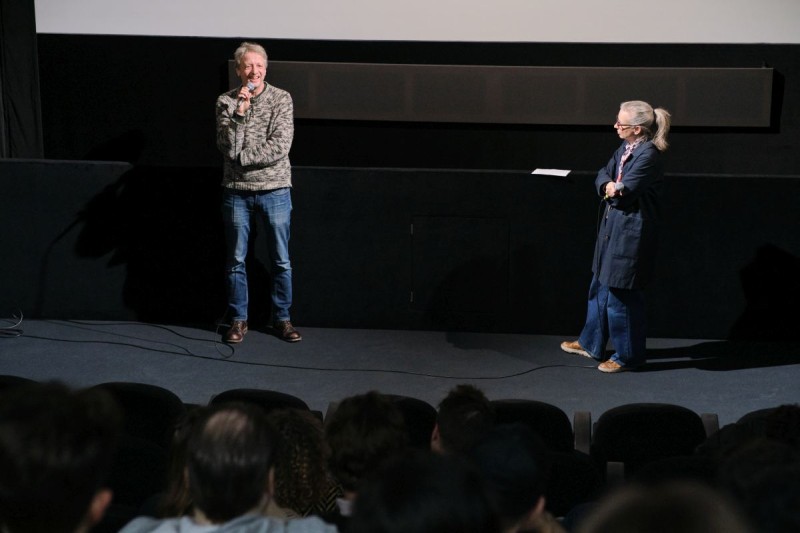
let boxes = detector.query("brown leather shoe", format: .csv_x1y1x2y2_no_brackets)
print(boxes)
598,360,628,373
224,320,248,343
273,320,302,342
560,340,592,359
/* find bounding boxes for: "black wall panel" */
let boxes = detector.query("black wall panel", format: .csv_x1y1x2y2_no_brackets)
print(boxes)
3,161,798,340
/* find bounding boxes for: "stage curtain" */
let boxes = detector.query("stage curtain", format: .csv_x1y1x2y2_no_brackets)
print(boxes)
0,0,43,158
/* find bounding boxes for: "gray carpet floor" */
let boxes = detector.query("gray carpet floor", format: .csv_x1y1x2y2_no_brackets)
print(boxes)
2,319,799,426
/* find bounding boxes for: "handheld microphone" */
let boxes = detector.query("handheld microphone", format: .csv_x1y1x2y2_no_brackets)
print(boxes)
236,82,256,108
604,181,625,200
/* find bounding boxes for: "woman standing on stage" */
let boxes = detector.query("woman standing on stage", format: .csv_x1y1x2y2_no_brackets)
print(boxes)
561,100,671,373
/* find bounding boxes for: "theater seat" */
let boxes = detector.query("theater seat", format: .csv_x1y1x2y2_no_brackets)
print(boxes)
209,387,320,420
491,399,580,453
546,449,604,517
590,403,709,484
0,374,37,392
385,394,438,450
91,381,186,450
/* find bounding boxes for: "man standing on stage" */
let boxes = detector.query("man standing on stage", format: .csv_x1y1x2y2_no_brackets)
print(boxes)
215,42,301,344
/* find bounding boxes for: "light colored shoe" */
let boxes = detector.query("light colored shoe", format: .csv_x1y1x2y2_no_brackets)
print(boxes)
560,340,592,359
598,360,628,373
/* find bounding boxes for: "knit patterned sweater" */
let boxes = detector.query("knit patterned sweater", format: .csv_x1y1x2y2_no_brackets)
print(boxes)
216,83,294,191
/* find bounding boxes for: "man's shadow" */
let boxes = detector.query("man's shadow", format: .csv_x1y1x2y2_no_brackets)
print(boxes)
63,130,230,327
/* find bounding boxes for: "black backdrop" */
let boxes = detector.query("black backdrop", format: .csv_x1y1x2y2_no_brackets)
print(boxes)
2,33,798,339
34,36,798,174
0,0,42,157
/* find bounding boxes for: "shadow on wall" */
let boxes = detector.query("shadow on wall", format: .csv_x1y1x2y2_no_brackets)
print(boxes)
728,244,800,342
66,131,230,325
617,244,800,372
417,253,510,334
423,242,800,369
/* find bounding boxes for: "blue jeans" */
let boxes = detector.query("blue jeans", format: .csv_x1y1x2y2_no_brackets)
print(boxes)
578,277,646,367
222,188,293,323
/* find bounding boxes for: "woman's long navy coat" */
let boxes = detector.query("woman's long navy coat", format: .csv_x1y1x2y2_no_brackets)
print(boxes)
592,140,664,290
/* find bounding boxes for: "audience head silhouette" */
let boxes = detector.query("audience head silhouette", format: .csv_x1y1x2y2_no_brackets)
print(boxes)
0,381,122,533
266,407,333,517
432,384,495,456
576,481,754,533
717,437,800,533
157,407,204,517
185,402,276,523
349,450,502,533
325,391,409,495
470,423,552,532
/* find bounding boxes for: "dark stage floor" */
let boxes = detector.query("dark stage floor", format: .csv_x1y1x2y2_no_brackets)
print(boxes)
1,319,798,426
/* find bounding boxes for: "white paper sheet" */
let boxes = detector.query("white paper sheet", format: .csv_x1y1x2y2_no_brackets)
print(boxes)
531,168,571,177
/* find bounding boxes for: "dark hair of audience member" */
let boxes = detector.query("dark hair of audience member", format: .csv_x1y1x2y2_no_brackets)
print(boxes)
349,450,502,533
435,384,495,455
324,391,409,494
575,481,754,533
185,402,276,523
763,403,800,449
156,407,203,517
267,408,334,516
469,423,550,531
0,381,122,533
697,403,800,463
716,437,800,533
